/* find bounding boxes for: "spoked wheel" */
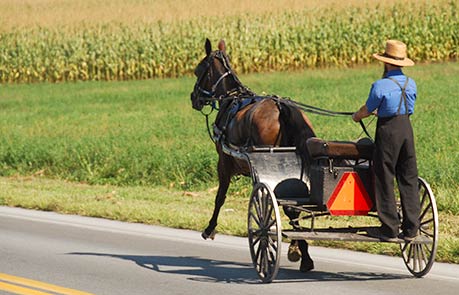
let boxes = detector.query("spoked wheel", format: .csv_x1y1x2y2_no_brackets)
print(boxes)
399,177,439,277
248,182,282,283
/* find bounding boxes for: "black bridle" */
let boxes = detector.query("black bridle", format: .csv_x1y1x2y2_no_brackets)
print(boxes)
190,50,253,112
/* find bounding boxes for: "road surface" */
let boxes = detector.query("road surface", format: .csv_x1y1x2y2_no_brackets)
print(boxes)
0,206,458,295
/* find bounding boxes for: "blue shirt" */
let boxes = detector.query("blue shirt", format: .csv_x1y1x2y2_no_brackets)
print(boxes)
365,69,417,117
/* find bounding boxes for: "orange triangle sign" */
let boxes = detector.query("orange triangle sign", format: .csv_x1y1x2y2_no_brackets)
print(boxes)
327,172,373,216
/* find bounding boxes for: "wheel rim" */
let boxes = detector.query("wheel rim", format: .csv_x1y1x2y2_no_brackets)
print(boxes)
248,182,282,283
400,177,439,277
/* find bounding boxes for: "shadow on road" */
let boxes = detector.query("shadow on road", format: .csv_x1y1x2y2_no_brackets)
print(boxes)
68,252,411,284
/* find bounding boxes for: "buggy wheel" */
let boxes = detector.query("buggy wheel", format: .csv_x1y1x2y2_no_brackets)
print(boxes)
248,182,282,283
400,177,439,277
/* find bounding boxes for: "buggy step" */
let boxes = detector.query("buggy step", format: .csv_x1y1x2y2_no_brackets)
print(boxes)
282,229,432,244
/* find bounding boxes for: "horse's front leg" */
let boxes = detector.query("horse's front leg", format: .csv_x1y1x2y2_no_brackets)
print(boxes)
202,156,232,240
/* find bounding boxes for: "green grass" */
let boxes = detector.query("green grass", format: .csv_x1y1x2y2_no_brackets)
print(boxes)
1,62,458,212
0,78,216,189
1,62,459,263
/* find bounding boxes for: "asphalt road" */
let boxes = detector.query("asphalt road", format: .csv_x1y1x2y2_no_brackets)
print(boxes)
0,206,458,295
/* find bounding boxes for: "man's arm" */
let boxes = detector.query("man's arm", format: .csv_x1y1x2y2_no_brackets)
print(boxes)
352,104,373,122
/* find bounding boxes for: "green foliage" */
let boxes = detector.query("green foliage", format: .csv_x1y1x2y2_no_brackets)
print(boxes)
0,79,217,189
0,0,457,83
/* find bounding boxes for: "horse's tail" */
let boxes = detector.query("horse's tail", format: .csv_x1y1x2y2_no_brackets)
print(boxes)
277,100,316,167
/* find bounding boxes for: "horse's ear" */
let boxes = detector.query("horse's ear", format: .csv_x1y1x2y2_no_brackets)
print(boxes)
205,38,212,56
218,39,226,52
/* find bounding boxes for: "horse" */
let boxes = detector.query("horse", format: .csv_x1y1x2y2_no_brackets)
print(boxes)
190,39,315,272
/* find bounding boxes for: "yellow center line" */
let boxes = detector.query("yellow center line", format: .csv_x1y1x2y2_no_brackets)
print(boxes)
0,281,52,295
0,273,95,295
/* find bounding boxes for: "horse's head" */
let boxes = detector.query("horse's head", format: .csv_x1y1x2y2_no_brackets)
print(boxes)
190,38,241,111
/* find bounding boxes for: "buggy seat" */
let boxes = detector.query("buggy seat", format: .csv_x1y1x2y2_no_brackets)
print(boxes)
306,137,374,160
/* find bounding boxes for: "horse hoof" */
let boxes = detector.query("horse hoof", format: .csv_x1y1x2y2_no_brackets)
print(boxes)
287,241,301,262
300,259,314,273
201,230,216,240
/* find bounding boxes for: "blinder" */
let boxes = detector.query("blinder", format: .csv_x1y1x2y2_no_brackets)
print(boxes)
190,51,237,111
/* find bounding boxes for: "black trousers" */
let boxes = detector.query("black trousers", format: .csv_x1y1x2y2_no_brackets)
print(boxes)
374,115,420,237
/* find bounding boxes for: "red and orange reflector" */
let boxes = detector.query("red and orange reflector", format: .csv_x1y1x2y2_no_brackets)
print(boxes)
327,172,373,216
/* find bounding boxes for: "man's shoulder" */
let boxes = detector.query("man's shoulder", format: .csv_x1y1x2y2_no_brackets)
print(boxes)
374,75,416,87
371,78,395,91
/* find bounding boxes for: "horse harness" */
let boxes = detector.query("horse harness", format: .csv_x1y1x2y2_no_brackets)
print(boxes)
193,50,287,145
193,50,373,145
214,95,285,147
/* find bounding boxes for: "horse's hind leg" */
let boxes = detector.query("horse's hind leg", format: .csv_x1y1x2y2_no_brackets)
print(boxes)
298,240,314,272
283,206,314,272
202,156,232,240
283,206,302,260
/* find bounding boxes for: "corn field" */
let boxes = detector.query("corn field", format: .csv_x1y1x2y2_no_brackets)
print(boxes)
0,0,457,83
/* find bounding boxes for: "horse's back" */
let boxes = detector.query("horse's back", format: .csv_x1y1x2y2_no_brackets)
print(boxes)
227,98,281,147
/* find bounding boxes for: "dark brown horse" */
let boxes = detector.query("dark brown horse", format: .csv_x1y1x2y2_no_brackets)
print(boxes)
190,39,315,272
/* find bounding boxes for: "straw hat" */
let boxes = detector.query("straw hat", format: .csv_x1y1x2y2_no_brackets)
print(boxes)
373,40,414,67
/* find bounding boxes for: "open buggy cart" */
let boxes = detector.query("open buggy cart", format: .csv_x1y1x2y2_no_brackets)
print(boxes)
225,136,439,283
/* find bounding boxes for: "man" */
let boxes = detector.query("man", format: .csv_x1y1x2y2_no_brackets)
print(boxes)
352,40,420,242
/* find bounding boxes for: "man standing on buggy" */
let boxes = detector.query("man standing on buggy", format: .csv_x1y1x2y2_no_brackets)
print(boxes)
352,40,420,242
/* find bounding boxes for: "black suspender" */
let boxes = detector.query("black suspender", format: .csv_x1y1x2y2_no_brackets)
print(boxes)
387,77,410,115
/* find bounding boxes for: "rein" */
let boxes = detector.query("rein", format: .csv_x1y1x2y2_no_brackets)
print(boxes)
200,94,374,142
192,50,373,142
286,99,373,139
